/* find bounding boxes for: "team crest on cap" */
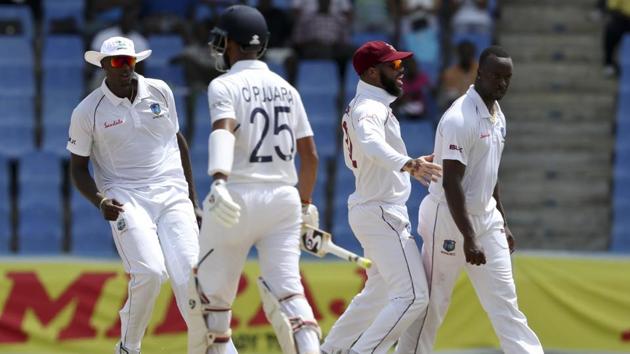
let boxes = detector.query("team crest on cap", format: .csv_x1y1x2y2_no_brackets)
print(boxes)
112,39,128,50
150,103,161,116
249,34,260,45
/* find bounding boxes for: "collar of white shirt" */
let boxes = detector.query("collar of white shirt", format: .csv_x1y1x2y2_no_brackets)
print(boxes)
229,59,269,73
356,79,397,105
100,73,151,106
466,84,500,121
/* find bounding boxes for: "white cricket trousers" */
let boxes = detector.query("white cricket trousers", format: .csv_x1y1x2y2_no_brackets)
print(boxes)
108,185,200,352
197,183,320,354
322,203,429,354
396,195,544,354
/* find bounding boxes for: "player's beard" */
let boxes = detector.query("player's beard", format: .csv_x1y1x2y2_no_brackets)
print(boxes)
379,69,402,97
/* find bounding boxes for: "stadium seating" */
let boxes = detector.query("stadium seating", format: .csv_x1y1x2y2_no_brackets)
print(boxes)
0,125,34,158
17,151,64,255
43,35,84,67
302,92,338,124
399,120,435,158
267,62,287,80
191,93,211,151
0,37,34,66
145,35,186,88
311,120,339,158
0,95,35,129
297,60,340,97
70,191,116,257
42,0,85,34
191,148,211,200
17,206,63,254
344,61,360,103
0,155,10,254
0,67,35,97
0,4,34,39
173,91,188,134
620,35,630,68
331,157,362,253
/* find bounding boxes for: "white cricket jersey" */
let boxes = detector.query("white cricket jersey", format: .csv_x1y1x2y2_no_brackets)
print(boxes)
67,74,188,192
341,80,412,208
428,85,507,215
208,60,313,185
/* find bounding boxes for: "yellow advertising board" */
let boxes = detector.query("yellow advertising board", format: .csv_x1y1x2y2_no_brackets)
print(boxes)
0,255,628,353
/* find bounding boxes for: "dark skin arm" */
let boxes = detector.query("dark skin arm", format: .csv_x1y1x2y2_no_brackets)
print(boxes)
493,180,515,253
69,153,124,221
177,132,201,221
442,159,486,265
296,136,318,203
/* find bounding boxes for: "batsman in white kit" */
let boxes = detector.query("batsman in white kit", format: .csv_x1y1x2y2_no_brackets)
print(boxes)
188,5,322,354
396,46,544,354
67,37,201,354
321,41,442,354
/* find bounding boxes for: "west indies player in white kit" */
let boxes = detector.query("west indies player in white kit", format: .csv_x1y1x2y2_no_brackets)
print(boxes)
396,46,544,354
321,41,442,354
188,5,321,354
67,37,201,354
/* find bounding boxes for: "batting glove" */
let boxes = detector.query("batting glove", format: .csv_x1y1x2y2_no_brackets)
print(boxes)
204,180,241,228
301,203,319,229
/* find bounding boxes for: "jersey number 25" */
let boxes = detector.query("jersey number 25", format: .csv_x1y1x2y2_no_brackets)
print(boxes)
249,106,295,163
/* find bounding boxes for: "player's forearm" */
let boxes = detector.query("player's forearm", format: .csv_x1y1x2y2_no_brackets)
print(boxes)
296,137,319,202
177,132,199,208
69,163,104,208
493,182,507,226
360,137,410,172
443,177,475,240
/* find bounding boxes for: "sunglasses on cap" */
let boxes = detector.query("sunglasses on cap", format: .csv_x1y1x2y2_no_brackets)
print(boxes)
110,56,136,68
386,59,403,70
375,59,403,71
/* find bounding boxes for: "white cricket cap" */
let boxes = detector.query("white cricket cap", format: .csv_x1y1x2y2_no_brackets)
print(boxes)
84,36,152,67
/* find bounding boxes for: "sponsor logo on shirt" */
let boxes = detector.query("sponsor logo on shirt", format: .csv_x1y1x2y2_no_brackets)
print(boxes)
67,137,76,145
104,118,124,128
480,132,490,139
449,144,462,152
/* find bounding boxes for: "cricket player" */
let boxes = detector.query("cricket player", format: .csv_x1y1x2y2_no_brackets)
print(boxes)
321,41,442,354
189,5,321,354
396,46,544,354
68,37,201,354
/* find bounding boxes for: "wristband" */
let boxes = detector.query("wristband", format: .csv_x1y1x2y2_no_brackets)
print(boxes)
301,198,312,205
98,197,109,209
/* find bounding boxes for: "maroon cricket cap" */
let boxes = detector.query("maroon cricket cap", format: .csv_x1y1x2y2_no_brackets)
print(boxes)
352,41,413,76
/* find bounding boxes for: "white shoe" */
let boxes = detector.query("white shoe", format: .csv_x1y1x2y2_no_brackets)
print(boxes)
115,341,141,354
